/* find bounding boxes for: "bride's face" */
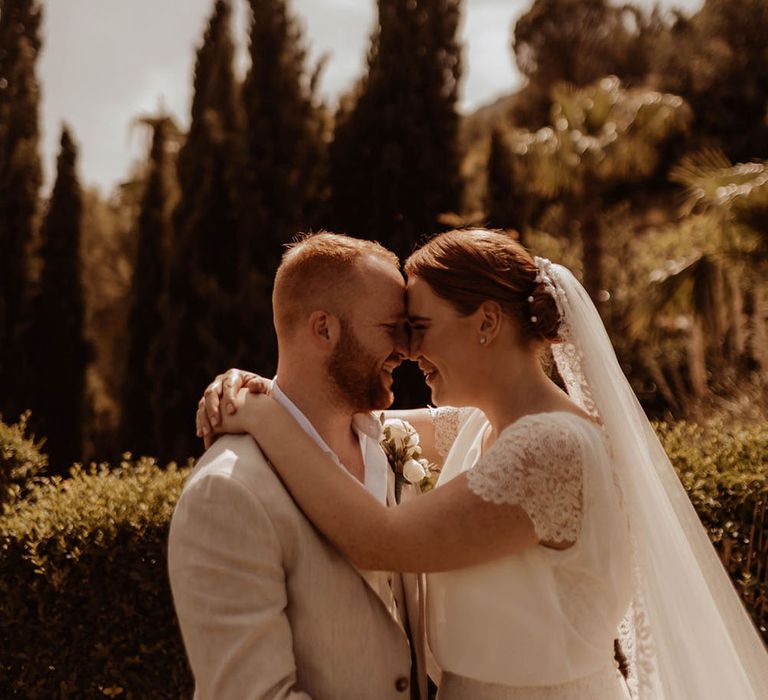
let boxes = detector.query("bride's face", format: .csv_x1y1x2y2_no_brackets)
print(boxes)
406,276,484,406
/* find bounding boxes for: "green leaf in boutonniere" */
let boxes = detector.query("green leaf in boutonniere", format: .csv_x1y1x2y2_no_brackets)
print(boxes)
379,416,439,504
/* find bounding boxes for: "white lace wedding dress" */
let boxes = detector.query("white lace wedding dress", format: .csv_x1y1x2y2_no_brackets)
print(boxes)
428,407,633,700
417,258,768,699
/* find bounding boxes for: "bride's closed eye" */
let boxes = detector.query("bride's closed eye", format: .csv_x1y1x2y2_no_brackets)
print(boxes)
408,324,429,343
408,318,430,331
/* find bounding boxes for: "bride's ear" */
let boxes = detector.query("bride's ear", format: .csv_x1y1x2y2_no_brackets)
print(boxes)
308,310,341,350
477,300,502,343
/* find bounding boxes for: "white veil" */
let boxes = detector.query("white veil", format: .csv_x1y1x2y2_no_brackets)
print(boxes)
536,258,768,699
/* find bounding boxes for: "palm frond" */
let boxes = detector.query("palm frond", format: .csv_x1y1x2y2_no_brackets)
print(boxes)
629,253,733,345
628,255,702,338
670,149,768,216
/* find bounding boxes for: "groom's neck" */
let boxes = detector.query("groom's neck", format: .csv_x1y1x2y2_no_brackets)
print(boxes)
275,372,357,455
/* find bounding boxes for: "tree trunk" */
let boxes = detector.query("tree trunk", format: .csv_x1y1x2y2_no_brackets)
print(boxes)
748,281,768,374
725,270,746,361
641,350,679,413
688,316,708,399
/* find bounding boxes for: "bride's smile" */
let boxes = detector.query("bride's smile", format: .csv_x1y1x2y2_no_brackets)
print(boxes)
420,362,438,385
406,276,485,406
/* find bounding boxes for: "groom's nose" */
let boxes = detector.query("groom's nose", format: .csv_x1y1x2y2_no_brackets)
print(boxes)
407,330,421,360
392,323,409,360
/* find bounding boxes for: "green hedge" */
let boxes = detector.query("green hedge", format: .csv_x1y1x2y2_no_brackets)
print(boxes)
0,451,193,698
0,412,48,508
656,420,768,639
0,418,766,697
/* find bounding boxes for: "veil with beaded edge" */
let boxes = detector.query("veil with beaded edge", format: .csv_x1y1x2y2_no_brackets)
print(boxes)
536,258,768,699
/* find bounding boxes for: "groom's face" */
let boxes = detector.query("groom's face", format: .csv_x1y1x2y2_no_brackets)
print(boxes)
327,257,408,412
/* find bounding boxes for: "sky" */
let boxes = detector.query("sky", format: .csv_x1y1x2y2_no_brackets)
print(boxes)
38,0,703,194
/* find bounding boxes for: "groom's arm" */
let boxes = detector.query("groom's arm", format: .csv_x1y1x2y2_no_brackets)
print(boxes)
168,471,311,700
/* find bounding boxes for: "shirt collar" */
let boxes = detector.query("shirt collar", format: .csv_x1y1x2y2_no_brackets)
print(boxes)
271,379,389,505
272,378,383,442
271,379,339,464
353,411,384,441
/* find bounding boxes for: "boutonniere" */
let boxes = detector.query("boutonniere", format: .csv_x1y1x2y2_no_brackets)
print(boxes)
379,416,439,503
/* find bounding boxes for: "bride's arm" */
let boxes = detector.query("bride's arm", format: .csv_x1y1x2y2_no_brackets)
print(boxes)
221,393,537,573
195,372,447,462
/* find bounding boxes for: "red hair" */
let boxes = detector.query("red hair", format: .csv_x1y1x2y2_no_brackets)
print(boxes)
273,231,399,335
405,229,561,343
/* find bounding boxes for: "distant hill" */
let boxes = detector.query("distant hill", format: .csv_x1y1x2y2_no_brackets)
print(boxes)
461,91,518,145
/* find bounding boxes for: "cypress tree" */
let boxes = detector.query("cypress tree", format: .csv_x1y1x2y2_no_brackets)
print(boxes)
510,0,654,129
240,0,326,276
121,117,177,457
27,126,88,472
0,0,43,418
173,0,327,453
512,0,649,95
485,127,537,242
151,0,246,461
654,0,768,161
486,128,518,234
329,0,463,260
174,0,242,285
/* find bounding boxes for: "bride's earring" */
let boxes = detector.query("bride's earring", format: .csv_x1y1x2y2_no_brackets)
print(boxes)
479,336,487,345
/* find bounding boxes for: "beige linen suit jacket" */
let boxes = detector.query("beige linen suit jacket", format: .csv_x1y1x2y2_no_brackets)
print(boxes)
168,433,427,700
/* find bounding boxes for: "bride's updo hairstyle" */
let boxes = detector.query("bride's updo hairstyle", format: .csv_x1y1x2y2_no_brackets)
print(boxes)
404,228,562,345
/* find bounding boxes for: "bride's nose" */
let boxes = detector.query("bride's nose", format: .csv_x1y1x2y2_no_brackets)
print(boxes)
407,331,422,360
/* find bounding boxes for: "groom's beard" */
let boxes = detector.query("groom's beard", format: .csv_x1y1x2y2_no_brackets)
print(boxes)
327,321,393,412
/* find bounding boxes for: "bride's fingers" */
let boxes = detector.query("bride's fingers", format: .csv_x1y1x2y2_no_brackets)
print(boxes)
222,370,246,414
196,398,214,438
204,375,226,425
245,375,271,395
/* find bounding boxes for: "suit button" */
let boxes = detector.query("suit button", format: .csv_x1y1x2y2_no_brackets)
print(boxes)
395,676,409,692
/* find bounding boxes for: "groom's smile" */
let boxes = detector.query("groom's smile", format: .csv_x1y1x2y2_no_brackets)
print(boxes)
326,253,409,413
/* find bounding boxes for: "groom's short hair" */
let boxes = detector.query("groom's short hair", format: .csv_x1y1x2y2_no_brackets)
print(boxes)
273,231,399,337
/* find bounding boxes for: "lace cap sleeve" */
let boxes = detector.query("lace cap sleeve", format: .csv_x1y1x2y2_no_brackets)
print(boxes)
429,406,473,458
466,414,584,544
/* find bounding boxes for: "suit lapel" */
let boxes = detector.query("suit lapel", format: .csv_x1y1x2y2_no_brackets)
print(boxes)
346,443,401,622
390,468,431,700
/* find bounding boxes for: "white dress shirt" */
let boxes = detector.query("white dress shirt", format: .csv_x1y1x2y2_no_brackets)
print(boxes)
271,379,389,504
270,380,401,620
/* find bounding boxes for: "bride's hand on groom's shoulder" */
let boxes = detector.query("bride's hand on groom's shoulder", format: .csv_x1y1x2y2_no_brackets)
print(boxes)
196,368,272,448
216,390,272,437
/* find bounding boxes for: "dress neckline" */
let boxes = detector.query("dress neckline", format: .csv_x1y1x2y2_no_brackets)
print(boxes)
478,410,603,458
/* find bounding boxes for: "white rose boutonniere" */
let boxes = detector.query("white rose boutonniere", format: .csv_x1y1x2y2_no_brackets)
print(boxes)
380,416,439,503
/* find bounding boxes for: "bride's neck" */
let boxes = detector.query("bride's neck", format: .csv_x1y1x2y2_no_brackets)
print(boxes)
474,351,562,438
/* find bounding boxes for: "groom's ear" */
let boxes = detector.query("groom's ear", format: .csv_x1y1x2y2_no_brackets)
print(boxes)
477,300,502,341
308,310,340,349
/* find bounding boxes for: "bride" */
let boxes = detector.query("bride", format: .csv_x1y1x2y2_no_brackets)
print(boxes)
200,229,768,699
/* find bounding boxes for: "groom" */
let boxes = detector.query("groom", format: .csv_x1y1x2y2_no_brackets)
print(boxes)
168,232,428,699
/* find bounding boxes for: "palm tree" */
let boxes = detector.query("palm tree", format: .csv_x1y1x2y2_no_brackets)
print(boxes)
505,76,691,303
631,150,768,398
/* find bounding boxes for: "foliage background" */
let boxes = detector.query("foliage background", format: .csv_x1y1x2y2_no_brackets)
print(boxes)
0,0,767,694
1,415,765,697
2,0,767,466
